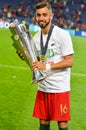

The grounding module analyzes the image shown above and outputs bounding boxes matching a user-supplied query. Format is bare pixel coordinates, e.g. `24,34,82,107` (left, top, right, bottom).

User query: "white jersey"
33,25,74,93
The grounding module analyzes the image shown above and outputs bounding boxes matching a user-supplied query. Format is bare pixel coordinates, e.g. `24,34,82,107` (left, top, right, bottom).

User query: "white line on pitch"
0,64,29,70
0,64,86,76
71,72,86,76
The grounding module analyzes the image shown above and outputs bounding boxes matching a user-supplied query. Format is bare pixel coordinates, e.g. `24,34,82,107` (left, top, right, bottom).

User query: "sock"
59,127,68,130
39,124,50,130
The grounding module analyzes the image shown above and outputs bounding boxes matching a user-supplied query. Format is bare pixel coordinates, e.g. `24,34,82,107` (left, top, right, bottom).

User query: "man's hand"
32,61,46,71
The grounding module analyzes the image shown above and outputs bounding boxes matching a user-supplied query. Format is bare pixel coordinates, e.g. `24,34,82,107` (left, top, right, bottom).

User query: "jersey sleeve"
60,31,74,56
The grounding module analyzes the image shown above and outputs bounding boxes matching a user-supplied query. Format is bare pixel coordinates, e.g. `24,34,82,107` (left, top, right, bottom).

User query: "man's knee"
58,121,68,128
40,119,50,125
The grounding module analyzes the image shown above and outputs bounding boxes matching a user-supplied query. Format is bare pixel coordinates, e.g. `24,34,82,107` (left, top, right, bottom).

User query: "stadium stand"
0,0,86,30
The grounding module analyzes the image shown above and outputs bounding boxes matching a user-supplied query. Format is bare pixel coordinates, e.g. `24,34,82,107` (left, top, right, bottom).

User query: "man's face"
36,6,53,28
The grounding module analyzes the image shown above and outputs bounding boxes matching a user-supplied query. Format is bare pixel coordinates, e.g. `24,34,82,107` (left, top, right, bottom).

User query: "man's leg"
39,119,50,130
58,121,69,130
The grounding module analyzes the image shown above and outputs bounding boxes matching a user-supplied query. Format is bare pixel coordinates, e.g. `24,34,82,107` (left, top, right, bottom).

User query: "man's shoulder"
53,25,69,34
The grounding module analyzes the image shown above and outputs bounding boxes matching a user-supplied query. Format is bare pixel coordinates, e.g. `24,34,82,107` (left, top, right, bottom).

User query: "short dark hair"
36,2,52,11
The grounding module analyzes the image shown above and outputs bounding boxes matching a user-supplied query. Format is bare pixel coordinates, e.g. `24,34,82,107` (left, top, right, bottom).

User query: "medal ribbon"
40,24,54,55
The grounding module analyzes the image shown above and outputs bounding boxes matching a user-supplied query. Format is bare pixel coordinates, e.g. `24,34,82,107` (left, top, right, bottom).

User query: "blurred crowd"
0,0,86,31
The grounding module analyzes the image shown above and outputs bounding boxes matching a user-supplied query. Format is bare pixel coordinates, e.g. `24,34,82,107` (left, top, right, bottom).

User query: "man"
31,1,74,130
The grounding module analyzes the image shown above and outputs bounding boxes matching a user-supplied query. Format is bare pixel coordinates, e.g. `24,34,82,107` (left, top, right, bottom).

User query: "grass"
70,36,86,130
0,28,86,130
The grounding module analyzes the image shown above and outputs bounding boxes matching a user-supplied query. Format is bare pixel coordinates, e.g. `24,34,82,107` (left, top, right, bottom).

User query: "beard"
38,19,50,28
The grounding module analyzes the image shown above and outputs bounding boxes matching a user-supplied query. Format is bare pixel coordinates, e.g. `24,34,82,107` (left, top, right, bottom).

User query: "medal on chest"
40,55,46,62
40,24,54,62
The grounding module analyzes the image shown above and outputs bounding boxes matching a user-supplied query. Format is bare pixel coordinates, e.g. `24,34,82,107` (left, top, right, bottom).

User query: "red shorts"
33,90,70,121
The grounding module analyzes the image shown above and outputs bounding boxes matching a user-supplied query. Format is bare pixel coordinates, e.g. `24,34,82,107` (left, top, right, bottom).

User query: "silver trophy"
10,19,46,83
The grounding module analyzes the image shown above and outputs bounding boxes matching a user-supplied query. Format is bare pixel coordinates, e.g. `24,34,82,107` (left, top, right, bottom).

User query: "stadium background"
0,0,86,130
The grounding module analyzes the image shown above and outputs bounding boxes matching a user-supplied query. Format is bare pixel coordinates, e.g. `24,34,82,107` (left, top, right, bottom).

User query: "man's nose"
39,15,44,20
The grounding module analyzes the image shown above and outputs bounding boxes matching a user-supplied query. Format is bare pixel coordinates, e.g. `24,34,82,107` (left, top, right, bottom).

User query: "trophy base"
32,70,46,84
32,77,45,84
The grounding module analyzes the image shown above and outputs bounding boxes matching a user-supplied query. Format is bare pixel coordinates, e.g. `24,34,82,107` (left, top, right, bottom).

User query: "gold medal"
40,55,46,62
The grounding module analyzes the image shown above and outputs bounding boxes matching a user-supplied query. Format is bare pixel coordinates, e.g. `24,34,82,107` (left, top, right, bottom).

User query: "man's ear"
50,12,54,20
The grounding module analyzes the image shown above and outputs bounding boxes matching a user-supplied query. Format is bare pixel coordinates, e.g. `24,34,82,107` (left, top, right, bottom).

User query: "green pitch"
0,28,86,130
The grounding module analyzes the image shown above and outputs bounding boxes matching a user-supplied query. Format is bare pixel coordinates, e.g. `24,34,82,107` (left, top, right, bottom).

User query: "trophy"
9,19,46,83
